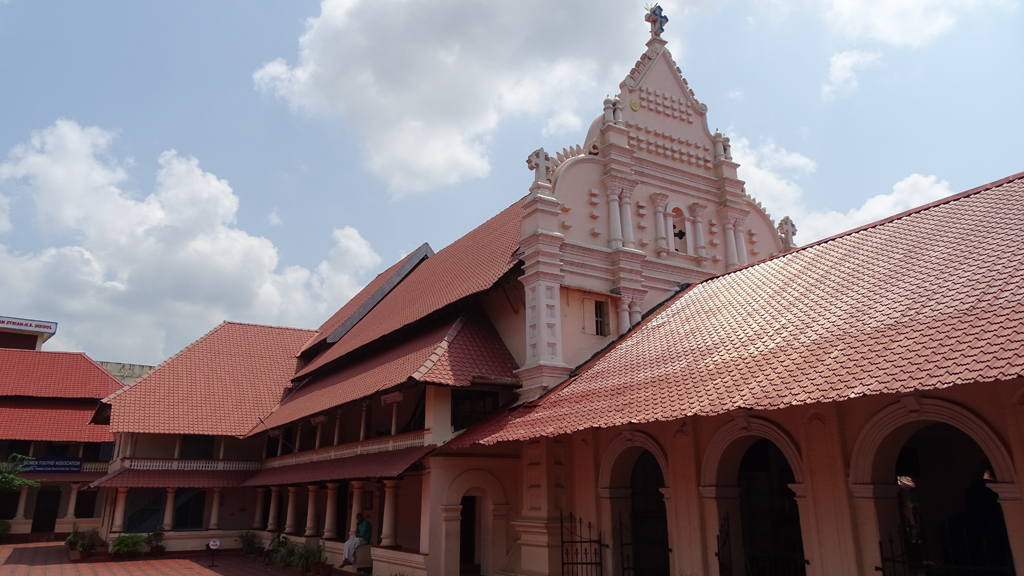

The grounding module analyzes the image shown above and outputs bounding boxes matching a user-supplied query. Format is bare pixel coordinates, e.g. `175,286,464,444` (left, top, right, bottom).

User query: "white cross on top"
527,148,554,184
777,216,798,249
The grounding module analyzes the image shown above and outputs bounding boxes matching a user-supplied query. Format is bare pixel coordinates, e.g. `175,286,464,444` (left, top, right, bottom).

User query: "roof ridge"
221,320,317,333
411,316,467,381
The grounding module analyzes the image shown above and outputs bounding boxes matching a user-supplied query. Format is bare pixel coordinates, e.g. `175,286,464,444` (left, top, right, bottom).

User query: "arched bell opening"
878,423,1015,574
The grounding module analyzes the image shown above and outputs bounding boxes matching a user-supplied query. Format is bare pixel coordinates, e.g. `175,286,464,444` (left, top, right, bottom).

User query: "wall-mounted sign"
0,316,58,334
22,458,82,473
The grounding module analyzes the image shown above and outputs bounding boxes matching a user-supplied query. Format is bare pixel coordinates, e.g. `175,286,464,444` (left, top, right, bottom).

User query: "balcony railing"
122,458,262,471
262,429,428,469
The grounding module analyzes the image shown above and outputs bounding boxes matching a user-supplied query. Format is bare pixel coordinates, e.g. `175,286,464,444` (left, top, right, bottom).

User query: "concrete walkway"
0,543,307,576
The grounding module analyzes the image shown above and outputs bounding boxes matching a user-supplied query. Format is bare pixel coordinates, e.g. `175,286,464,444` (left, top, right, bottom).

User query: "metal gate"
561,512,604,576
877,529,1016,576
716,513,733,576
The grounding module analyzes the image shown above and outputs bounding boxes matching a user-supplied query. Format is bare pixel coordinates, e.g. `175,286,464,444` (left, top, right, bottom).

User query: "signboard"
208,539,220,550
0,315,58,334
22,458,82,473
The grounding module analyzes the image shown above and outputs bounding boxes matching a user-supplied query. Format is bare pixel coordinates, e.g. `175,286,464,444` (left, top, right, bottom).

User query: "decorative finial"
645,4,668,37
526,148,554,185
777,216,798,251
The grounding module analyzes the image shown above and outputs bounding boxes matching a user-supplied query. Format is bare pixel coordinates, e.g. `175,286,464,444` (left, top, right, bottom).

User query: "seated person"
342,513,372,566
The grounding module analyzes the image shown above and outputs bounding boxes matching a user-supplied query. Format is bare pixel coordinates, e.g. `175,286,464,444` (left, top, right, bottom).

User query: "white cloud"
0,193,10,233
822,0,993,47
822,50,881,101
726,88,744,101
254,0,657,195
732,137,952,243
268,209,282,226
0,120,381,364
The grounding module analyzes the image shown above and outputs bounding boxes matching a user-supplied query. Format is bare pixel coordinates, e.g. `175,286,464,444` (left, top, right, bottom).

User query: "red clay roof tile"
0,398,113,442
452,173,1024,447
241,445,433,486
0,349,123,399
91,468,252,488
295,198,524,378
104,322,316,436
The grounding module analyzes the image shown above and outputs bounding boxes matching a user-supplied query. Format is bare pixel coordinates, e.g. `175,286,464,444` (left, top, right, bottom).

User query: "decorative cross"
777,216,797,250
673,226,686,240
527,148,554,184
645,4,668,37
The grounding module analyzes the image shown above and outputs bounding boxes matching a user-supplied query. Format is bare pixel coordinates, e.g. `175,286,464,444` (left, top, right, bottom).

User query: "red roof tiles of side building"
257,313,519,432
295,197,525,378
0,398,114,442
241,445,433,486
104,321,316,436
91,468,252,489
451,172,1024,447
0,349,124,399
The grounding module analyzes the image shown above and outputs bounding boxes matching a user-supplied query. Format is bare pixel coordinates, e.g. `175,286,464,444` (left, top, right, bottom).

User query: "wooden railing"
262,430,428,469
122,458,262,471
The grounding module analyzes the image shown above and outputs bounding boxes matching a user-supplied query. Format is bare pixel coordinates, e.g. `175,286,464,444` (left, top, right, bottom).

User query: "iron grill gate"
561,512,604,576
877,528,1016,576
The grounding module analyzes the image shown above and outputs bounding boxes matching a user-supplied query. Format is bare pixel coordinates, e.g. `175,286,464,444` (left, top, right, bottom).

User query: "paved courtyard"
0,543,304,576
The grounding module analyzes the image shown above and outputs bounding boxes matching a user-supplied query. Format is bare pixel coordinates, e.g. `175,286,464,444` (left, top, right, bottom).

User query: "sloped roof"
0,398,114,442
104,321,316,436
259,313,519,431
295,198,524,378
0,349,123,399
242,445,434,486
298,252,417,355
453,172,1024,446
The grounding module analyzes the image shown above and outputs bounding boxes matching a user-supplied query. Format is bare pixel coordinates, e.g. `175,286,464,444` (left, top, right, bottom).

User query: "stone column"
381,480,399,547
607,189,623,250
65,483,81,519
688,203,708,259
323,483,340,539
285,487,299,534
653,195,669,257
305,485,319,537
722,217,739,270
391,403,399,436
628,297,642,326
276,431,284,457
267,487,281,531
349,481,365,538
14,485,29,520
359,403,368,441
174,435,183,459
733,223,748,266
315,424,323,449
619,188,635,249
208,487,222,530
333,410,343,445
253,487,266,529
162,488,176,530
294,423,303,452
616,298,630,336
111,487,129,532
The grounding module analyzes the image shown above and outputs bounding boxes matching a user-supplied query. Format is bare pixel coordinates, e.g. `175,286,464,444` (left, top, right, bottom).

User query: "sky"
0,0,1020,365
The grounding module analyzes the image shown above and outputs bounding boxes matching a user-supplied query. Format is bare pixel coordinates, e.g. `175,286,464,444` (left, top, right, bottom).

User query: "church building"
85,7,1023,576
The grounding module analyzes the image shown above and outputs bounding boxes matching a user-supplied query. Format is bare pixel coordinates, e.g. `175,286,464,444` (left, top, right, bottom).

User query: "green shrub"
272,536,295,565
65,523,81,549
237,530,261,554
144,525,165,550
76,529,99,553
109,533,146,557
293,540,325,570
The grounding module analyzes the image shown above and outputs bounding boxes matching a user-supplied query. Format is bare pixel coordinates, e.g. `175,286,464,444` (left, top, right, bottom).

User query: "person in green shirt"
342,513,371,566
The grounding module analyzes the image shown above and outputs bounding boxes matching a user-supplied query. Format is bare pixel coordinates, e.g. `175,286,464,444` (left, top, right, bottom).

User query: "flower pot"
69,550,83,561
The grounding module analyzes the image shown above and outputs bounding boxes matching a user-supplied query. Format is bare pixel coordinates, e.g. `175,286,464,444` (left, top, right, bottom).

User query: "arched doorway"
441,469,509,576
737,438,806,576
879,423,1015,574
621,450,671,576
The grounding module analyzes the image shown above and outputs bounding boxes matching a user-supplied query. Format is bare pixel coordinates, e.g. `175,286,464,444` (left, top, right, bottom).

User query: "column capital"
650,192,669,211
688,202,708,219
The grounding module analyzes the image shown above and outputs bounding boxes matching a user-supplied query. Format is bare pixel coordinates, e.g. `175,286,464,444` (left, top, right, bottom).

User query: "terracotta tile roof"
259,313,518,431
241,445,433,486
90,468,252,488
104,322,316,436
296,198,524,378
298,252,417,355
0,349,124,399
453,173,1024,446
0,398,113,442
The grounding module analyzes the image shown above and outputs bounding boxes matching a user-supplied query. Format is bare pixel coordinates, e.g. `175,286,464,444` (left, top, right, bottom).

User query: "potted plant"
237,530,261,555
145,525,166,556
293,540,323,573
109,533,146,559
75,529,99,560
273,536,295,568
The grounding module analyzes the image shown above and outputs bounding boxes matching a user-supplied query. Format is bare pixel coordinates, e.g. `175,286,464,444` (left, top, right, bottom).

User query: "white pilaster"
65,483,80,519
